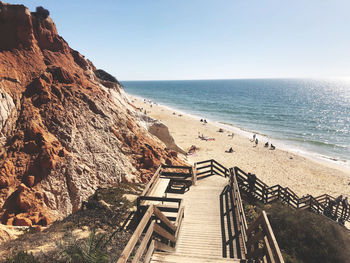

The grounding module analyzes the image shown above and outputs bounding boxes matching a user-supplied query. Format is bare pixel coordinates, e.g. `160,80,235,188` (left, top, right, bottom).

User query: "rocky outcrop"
148,121,186,154
0,2,184,226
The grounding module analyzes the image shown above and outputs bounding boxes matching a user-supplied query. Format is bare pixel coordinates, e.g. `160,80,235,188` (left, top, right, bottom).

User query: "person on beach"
270,144,275,150
228,132,234,138
225,147,233,153
204,119,207,123
264,142,269,147
247,173,257,192
253,134,256,141
335,195,343,205
255,138,258,147
341,197,348,219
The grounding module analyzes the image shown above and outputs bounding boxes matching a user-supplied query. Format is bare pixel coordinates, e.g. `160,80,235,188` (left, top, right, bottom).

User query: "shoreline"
129,93,350,199
129,93,350,173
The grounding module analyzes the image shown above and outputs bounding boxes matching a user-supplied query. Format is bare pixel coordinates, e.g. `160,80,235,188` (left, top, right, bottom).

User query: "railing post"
262,186,267,204
192,163,197,186
309,197,313,211
136,197,141,223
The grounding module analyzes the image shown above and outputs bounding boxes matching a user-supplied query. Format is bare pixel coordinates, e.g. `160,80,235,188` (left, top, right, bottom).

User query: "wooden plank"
196,164,212,170
142,166,162,196
196,170,212,176
195,159,213,165
175,205,184,239
212,165,226,175
192,165,197,186
161,165,192,169
154,240,175,253
153,206,176,232
117,205,154,263
224,188,234,258
261,211,284,263
220,192,227,258
161,172,191,178
264,235,275,263
139,196,182,204
144,240,155,263
132,221,155,263
150,205,179,213
153,224,176,242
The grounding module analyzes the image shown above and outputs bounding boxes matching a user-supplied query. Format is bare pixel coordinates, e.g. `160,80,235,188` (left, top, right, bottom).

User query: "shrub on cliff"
244,200,350,263
267,203,350,263
35,6,50,19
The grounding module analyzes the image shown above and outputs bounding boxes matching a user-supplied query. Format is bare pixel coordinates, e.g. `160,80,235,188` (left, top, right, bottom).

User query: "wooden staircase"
150,175,241,262
117,161,284,263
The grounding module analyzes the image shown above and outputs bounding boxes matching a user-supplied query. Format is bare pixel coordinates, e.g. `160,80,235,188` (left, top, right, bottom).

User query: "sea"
121,79,350,168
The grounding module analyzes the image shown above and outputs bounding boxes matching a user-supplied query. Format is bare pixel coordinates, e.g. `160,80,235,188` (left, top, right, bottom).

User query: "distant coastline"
123,79,350,169
127,91,350,174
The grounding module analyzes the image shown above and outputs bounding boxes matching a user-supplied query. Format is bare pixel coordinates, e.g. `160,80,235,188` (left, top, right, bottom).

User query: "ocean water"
122,79,350,165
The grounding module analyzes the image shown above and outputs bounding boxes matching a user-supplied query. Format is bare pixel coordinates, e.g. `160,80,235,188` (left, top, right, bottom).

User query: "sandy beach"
130,95,350,199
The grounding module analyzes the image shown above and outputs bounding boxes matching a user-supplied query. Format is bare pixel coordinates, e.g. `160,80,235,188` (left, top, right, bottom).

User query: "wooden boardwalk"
117,161,284,263
151,175,242,262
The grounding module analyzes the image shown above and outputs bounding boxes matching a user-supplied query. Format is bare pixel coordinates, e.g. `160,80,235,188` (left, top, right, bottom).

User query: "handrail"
246,211,285,263
221,166,282,261
230,168,248,250
117,204,181,263
233,166,350,223
194,159,228,179
141,165,162,197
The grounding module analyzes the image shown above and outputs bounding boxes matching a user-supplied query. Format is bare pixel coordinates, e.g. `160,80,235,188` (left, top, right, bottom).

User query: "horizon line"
120,76,350,82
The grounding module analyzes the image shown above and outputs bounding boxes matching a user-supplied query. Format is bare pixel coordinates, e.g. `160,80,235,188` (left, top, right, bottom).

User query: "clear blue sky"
8,0,350,80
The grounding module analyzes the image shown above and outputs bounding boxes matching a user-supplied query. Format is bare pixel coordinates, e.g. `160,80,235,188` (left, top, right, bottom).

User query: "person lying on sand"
228,133,234,137
201,136,215,141
264,142,269,147
225,147,233,153
187,145,198,155
218,128,224,133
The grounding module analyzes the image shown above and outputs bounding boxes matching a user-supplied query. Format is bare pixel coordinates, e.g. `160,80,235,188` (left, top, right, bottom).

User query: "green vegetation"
2,183,143,263
244,198,350,263
4,251,37,263
56,229,108,263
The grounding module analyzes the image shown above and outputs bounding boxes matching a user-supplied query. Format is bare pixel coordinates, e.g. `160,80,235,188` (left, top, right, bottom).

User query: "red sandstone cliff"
0,2,183,226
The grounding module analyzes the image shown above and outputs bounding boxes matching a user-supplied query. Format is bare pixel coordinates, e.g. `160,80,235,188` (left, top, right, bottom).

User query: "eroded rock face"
0,2,184,225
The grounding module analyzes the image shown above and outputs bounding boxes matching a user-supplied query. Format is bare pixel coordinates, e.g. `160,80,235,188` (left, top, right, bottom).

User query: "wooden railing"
118,163,186,263
230,167,248,253
137,196,183,223
246,211,285,263
234,166,350,223
195,159,229,179
117,204,183,263
160,165,192,179
220,184,247,259
141,165,162,197
218,165,283,262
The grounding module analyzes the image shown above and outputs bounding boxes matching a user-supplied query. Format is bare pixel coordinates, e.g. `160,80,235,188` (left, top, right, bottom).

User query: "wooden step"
151,252,245,263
